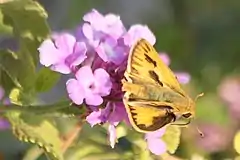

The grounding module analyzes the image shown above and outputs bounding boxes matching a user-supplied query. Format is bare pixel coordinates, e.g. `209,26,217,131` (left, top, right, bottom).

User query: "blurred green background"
0,0,240,160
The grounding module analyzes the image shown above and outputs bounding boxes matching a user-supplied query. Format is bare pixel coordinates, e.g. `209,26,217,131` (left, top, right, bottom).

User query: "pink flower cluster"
219,77,240,120
38,9,190,155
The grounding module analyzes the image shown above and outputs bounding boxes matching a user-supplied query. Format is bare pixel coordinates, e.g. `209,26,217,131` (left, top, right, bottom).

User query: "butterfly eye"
182,113,192,118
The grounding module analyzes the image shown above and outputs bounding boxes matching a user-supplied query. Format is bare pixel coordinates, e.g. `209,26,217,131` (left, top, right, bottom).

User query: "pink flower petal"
95,37,126,65
147,138,167,155
94,68,112,96
108,124,117,148
69,42,87,67
82,23,94,40
94,68,110,83
39,33,85,74
95,44,109,62
38,39,61,67
95,37,118,63
86,110,102,127
75,66,95,87
145,127,166,140
108,102,128,124
83,9,104,24
104,14,126,38
85,94,103,106
175,72,191,84
104,14,121,26
83,9,106,32
159,53,171,66
112,46,126,65
66,79,85,105
51,63,71,74
55,33,76,54
124,24,156,46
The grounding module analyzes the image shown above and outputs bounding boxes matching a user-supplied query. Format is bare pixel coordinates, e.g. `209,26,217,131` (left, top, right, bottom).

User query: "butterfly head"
185,92,204,118
181,98,195,119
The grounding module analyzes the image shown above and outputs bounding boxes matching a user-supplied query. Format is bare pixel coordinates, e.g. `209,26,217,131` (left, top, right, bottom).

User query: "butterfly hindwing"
123,100,176,132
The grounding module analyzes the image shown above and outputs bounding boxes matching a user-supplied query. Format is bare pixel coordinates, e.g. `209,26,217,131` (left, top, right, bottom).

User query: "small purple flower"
0,118,9,129
86,102,128,125
0,86,10,129
159,53,170,66
83,9,126,39
76,9,128,65
76,9,126,47
85,109,103,127
86,102,128,148
95,37,127,65
145,128,167,155
38,33,87,74
107,102,128,125
78,23,100,48
196,123,231,153
66,66,112,106
174,72,191,84
218,77,240,119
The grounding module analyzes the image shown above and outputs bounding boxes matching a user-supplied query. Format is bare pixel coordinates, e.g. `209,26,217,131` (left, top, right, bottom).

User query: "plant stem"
0,100,71,113
22,145,44,160
61,122,82,153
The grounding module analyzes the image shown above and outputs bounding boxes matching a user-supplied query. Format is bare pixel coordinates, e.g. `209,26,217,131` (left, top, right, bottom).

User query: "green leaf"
35,67,61,93
20,112,48,126
0,68,15,93
161,125,181,154
0,50,22,89
0,0,50,65
0,45,37,94
7,111,63,160
0,10,12,34
234,131,240,155
22,145,44,160
9,86,36,105
0,100,86,120
0,0,50,95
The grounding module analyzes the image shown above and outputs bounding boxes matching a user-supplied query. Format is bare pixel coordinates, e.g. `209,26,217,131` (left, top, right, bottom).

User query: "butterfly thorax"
155,86,195,119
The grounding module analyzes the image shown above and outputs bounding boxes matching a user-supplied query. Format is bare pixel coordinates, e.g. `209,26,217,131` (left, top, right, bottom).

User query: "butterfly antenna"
196,126,204,138
195,92,204,102
193,93,204,137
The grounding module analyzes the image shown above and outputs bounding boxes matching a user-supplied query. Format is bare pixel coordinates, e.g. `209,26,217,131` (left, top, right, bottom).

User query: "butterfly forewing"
123,80,186,104
126,39,186,95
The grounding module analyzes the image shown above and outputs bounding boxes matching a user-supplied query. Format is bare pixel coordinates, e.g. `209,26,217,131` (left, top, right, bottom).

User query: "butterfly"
122,38,203,133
